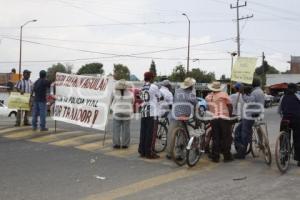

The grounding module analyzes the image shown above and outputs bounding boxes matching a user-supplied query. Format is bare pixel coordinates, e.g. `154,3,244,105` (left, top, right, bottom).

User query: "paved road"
0,106,299,200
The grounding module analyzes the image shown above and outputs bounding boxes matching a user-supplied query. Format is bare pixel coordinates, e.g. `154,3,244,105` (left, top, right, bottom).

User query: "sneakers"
40,128,49,131
297,161,300,167
113,145,121,149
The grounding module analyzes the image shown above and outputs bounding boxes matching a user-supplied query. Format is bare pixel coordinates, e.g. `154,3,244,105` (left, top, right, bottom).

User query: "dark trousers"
291,119,300,161
211,118,233,159
139,117,157,156
234,119,255,155
16,110,30,126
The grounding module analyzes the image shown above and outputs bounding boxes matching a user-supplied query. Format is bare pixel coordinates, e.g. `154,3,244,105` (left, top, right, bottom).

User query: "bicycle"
170,116,197,166
275,119,294,173
248,116,272,165
186,118,212,167
154,113,169,153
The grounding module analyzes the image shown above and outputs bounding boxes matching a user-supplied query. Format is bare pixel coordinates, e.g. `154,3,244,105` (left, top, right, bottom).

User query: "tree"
169,65,186,82
77,63,104,75
186,68,215,83
113,64,130,80
149,60,157,77
47,63,72,83
255,60,279,85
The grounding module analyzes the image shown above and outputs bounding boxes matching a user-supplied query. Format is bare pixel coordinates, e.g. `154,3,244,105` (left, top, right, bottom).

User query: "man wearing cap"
139,72,161,159
32,70,51,131
14,69,33,126
234,77,265,159
166,77,198,160
206,81,234,163
230,82,244,117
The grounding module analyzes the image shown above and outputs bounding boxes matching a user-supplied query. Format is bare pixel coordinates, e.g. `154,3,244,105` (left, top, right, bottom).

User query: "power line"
1,35,234,58
230,0,253,56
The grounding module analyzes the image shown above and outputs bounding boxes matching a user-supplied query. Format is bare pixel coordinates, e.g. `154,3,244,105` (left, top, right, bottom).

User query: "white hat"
115,79,132,90
207,81,225,92
180,77,196,89
161,80,171,87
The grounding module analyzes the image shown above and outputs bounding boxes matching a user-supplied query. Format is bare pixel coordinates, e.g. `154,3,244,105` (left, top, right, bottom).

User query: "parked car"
0,102,17,118
197,97,208,112
129,88,142,113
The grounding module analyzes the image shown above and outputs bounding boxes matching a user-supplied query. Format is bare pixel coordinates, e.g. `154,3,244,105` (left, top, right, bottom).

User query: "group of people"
111,72,300,166
14,69,51,131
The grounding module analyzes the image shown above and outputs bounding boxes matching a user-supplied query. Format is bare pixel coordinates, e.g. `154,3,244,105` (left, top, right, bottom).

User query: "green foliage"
77,63,104,75
187,68,216,83
47,63,72,83
255,60,279,85
113,64,130,80
149,60,157,77
169,65,186,82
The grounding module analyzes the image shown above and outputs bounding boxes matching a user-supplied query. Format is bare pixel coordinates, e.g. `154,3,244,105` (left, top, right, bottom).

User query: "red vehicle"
130,88,142,113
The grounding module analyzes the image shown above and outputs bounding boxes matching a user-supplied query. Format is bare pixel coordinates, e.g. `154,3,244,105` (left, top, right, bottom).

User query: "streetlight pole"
18,19,37,80
182,13,190,74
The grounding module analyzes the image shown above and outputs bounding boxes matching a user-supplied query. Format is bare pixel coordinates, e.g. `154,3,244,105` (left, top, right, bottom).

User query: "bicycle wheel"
186,136,202,167
275,131,291,173
154,122,168,153
171,127,189,166
260,128,272,165
250,127,260,158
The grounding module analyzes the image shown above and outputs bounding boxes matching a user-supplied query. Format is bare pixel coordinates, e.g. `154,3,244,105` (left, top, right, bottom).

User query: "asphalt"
0,106,299,200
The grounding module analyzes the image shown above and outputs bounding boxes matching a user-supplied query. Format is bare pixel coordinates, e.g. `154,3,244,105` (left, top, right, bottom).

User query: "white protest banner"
231,57,258,84
52,73,113,130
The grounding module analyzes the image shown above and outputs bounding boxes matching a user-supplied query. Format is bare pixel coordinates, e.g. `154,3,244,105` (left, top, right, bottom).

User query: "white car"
0,102,17,118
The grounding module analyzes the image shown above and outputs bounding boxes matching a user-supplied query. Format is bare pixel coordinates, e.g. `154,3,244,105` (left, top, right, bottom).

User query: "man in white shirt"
14,69,33,126
139,72,161,159
159,80,173,117
230,82,244,117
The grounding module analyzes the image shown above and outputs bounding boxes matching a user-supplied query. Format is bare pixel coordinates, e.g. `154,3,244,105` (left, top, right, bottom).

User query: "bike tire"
250,127,260,158
261,129,272,166
275,131,291,173
154,122,168,153
171,127,189,166
186,137,202,167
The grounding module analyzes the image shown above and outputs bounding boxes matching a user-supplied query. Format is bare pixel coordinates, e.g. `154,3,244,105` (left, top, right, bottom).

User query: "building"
266,74,300,86
291,56,300,74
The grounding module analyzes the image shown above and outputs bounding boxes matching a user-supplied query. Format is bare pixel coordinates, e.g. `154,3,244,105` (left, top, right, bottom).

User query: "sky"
0,0,299,81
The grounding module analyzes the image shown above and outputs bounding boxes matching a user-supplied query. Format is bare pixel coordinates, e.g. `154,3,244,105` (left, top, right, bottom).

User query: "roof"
266,74,300,86
291,56,300,63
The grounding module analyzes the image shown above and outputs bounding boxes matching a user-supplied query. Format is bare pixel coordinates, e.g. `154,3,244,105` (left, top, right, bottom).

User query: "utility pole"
230,0,253,57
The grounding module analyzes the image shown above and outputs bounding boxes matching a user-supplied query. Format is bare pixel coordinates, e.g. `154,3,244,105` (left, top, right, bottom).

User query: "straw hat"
207,81,225,92
115,79,131,90
180,77,196,89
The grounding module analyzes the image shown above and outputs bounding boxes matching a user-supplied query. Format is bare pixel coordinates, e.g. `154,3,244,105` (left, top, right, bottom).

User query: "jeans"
32,101,47,129
112,119,131,146
234,119,255,155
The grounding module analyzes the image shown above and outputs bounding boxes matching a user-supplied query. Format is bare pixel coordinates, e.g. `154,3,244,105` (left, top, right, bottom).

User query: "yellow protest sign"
8,92,31,111
231,57,258,84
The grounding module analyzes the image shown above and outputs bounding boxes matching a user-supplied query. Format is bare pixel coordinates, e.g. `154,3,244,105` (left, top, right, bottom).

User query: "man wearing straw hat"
206,81,234,163
111,79,134,149
166,77,198,159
